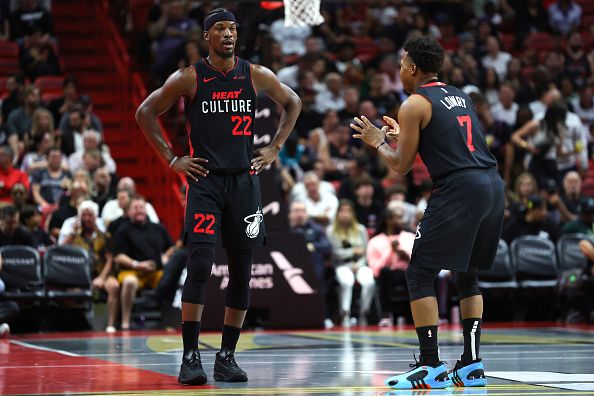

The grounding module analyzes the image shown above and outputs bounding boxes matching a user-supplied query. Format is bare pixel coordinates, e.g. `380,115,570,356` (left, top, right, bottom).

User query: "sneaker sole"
451,377,487,387
177,375,208,386
213,372,248,382
385,378,451,389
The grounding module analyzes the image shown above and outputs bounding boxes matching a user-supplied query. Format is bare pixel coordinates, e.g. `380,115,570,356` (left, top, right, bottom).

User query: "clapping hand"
350,116,385,148
383,115,400,139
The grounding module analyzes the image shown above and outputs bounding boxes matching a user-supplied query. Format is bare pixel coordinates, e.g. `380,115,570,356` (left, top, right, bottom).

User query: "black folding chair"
557,233,589,271
479,239,518,289
0,245,44,301
44,245,92,300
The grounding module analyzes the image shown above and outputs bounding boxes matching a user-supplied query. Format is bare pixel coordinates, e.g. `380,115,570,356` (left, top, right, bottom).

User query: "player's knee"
225,248,253,310
454,268,482,300
405,264,439,301
182,245,215,304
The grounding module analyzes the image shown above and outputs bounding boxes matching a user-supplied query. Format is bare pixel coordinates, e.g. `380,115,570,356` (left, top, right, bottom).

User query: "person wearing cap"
135,7,301,386
502,195,560,244
562,197,594,236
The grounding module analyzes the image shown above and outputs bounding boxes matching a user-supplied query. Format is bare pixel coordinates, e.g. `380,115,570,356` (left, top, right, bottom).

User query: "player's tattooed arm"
250,64,301,174
135,67,209,182
351,94,427,175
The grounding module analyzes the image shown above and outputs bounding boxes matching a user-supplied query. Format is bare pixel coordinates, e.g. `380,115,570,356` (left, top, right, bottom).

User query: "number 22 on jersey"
457,115,475,152
231,115,252,136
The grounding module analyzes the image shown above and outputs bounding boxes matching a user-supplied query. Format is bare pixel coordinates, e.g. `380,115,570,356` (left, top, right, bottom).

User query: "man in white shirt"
301,171,338,226
491,82,519,127
481,36,511,81
315,73,345,113
101,177,159,225
269,18,311,56
68,129,116,174
571,85,594,127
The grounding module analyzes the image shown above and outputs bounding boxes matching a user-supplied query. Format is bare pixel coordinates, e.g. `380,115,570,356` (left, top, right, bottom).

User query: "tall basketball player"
351,36,504,390
136,9,301,385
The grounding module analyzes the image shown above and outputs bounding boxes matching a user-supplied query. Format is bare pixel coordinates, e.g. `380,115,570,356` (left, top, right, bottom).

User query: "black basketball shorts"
184,171,266,249
409,167,505,273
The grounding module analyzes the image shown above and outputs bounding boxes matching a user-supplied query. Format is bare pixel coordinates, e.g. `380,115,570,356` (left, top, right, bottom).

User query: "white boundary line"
10,340,80,357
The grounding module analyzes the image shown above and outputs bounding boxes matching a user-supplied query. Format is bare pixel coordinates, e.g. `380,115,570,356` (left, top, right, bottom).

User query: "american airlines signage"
211,251,313,294
172,233,325,330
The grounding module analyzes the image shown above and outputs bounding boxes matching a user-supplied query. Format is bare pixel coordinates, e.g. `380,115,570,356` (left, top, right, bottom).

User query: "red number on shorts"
457,115,475,152
194,213,215,235
204,214,215,235
231,116,252,136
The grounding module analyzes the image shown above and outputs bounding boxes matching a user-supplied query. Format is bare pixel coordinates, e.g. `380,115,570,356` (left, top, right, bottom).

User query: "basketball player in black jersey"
136,9,300,385
352,36,504,390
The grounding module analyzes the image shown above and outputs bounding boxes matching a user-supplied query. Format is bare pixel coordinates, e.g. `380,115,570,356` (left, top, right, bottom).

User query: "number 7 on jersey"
457,115,475,152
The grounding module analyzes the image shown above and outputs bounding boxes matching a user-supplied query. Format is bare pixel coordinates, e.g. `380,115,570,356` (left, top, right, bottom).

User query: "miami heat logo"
244,208,263,238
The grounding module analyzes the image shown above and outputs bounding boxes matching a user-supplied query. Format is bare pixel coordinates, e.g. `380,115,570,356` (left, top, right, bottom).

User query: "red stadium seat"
581,179,594,197
35,76,65,93
0,41,18,58
499,33,515,52
0,76,8,91
527,32,559,52
41,91,62,104
0,58,19,75
582,14,594,32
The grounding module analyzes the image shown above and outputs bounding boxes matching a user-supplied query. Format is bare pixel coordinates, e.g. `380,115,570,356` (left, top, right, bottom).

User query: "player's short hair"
403,36,444,74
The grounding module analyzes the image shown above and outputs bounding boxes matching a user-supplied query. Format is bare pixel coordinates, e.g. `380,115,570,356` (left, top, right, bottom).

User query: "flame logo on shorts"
244,208,263,238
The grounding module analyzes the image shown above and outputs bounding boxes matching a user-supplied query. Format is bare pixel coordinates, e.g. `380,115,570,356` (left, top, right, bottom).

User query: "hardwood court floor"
2,322,594,395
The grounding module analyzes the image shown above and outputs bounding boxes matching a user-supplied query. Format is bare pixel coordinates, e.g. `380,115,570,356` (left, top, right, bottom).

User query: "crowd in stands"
2,0,594,335
0,1,187,335
132,0,594,326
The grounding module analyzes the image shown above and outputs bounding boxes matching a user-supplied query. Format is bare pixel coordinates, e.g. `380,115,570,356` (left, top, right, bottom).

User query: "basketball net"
283,0,324,26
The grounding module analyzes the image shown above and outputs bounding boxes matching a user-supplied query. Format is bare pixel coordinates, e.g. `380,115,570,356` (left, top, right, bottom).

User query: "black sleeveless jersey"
414,82,496,181
186,57,257,171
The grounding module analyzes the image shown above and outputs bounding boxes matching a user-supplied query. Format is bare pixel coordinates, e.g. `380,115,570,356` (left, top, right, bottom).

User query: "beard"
215,47,235,59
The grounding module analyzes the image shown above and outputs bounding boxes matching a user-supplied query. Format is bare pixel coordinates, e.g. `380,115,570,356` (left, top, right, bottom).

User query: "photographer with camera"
502,195,560,244
540,178,576,225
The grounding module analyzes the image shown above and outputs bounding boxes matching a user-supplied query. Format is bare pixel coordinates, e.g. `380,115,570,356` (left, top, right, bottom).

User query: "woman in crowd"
326,199,375,327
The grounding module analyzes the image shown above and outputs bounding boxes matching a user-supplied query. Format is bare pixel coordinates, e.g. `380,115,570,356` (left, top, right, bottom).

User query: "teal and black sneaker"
385,356,451,390
448,358,487,387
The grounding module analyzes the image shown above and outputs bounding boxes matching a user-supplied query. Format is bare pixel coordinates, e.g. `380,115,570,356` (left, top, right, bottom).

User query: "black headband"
203,9,236,32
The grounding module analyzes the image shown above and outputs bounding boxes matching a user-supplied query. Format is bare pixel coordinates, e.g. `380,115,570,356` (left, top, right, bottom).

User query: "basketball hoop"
283,0,324,27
